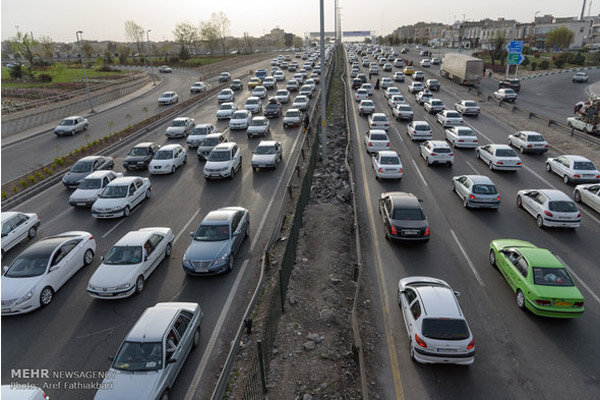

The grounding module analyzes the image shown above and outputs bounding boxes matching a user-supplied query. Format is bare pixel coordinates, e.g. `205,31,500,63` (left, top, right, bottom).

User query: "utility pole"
147,30,156,85
76,31,95,113
319,0,326,159
581,0,587,21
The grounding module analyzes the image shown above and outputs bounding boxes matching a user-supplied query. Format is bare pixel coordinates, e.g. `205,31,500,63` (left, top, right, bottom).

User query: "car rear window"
573,161,596,170
464,101,478,107
548,201,578,212
371,134,388,141
392,208,424,220
422,318,470,340
458,129,475,136
532,267,574,286
495,149,517,157
433,148,451,153
398,106,412,112
472,184,497,195
527,135,545,142
415,125,430,131
380,156,400,165
446,112,461,118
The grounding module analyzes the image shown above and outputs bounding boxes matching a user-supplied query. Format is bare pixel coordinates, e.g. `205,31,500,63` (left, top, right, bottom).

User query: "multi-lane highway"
346,46,600,400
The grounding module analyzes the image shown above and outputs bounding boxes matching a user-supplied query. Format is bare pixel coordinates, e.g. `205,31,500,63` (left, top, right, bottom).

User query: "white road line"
465,160,480,175
393,126,403,142
450,229,485,287
556,256,600,305
411,159,428,187
174,208,202,244
184,258,249,400
463,121,493,144
523,165,557,189
101,219,125,239
45,208,72,227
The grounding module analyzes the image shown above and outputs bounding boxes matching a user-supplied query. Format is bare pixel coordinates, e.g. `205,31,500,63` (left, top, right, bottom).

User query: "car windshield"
431,101,443,106
374,116,387,122
200,138,219,146
362,101,374,107
380,156,400,165
276,91,287,96
371,134,388,141
78,178,102,190
532,267,574,287
392,208,424,220
255,146,277,155
103,246,143,265
495,149,517,157
160,94,172,99
422,318,470,340
446,112,461,118
527,135,545,142
208,151,231,161
548,201,578,212
266,103,279,109
191,127,210,136
246,99,258,105
286,111,300,118
472,184,497,195
100,185,128,198
170,120,187,127
504,89,516,94
251,120,267,126
59,119,75,126
128,147,149,156
220,90,231,96
113,341,162,372
398,106,411,112
70,161,93,173
232,112,247,119
415,125,429,131
194,224,230,241
464,101,478,107
219,104,232,110
5,255,48,278
154,150,173,160
573,161,596,170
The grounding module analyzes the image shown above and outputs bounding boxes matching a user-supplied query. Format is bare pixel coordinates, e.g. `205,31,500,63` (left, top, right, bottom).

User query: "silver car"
452,175,501,209
251,141,283,170
54,116,88,136
94,302,203,400
196,133,227,160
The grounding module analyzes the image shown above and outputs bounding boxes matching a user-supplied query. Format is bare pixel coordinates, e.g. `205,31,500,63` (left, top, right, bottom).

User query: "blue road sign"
506,40,523,54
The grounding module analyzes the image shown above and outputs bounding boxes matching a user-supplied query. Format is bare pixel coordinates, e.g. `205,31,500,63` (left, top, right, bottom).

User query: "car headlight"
15,289,34,305
114,283,132,291
212,252,229,266
182,255,191,268
88,284,97,291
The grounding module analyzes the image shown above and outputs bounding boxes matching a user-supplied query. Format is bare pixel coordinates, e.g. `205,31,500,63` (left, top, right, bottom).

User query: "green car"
489,239,584,318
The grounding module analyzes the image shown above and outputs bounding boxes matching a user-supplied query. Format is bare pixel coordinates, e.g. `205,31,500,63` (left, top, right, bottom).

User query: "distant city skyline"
1,0,598,43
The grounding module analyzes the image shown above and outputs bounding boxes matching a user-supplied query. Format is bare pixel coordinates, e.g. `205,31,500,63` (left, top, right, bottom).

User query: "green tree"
124,20,145,59
50,62,66,80
200,20,220,55
9,32,38,65
38,35,55,60
210,12,231,55
546,26,574,51
173,22,198,54
489,31,506,67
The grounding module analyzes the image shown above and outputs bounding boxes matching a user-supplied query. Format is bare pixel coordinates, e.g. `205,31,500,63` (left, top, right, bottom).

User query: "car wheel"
146,189,151,199
489,162,494,171
426,157,432,166
83,249,94,266
160,389,169,400
164,243,172,259
475,150,480,159
489,249,497,267
516,290,525,310
192,327,201,349
463,197,469,208
536,215,545,229
135,276,145,294
409,341,416,361
171,166,176,174
123,206,130,217
227,256,234,272
574,190,582,202
40,286,54,307
563,175,570,184
27,226,37,239
545,163,552,172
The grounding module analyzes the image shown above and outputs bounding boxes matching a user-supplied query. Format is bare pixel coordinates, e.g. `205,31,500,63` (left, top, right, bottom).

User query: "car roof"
64,116,82,120
246,96,260,101
257,140,278,147
134,142,155,148
384,191,420,208
173,117,190,121
518,131,543,136
371,113,387,118
114,230,157,247
562,154,591,162
205,133,224,138
416,285,462,318
214,142,236,150
158,144,181,151
75,155,104,163
82,170,116,179
196,123,213,128
377,150,399,157
203,207,242,223
462,175,494,185
413,121,429,126
518,248,564,268
108,176,141,185
126,306,180,341
536,189,573,201
368,129,388,135
491,144,512,150
20,235,80,257
426,140,449,147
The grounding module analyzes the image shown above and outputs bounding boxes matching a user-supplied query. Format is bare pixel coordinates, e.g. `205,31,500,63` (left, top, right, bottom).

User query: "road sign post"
505,40,524,78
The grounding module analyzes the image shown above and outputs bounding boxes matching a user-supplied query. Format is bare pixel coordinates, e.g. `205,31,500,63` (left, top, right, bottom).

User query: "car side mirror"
454,291,461,297
144,255,148,262
108,356,114,362
189,232,194,237
167,356,177,364
3,266,8,274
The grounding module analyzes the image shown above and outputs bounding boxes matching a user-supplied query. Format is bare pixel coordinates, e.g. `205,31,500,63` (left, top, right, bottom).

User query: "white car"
573,72,589,83
275,89,291,103
388,95,405,109
274,71,285,81
573,183,600,213
262,76,276,89
216,102,237,120
493,88,517,102
305,78,317,90
393,103,414,121
431,57,441,65
452,175,501,209
372,150,403,180
507,131,549,154
359,100,376,116
87,228,174,299
384,86,401,99
292,95,310,111
393,71,405,82
545,155,600,184
407,121,433,141
91,177,152,218
69,170,123,207
360,83,373,95
420,140,454,166
217,89,235,103
424,98,445,114
2,231,96,315
1,212,40,255
355,89,369,102
187,123,217,147
408,82,424,94
420,58,431,67
476,144,522,171
415,90,433,105
369,113,390,131
251,85,267,99
247,116,271,138
383,63,393,72
54,116,88,136
149,144,186,174
197,133,227,160
454,100,481,116
299,85,313,98
364,130,391,153
286,80,300,91
251,140,283,170
517,189,581,229
445,126,479,148
158,91,178,105
158,65,172,73
229,110,253,130
283,109,303,128
165,117,195,138
293,73,304,83
190,81,207,93
204,142,242,180
398,276,475,365
412,71,425,81
1,385,49,399
381,77,393,89
437,110,464,127
393,59,405,68
244,96,263,114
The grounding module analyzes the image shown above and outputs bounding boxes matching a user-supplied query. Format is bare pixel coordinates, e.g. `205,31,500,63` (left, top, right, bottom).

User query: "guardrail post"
528,112,534,119
279,269,285,313
571,128,574,136
287,185,293,199
257,341,268,394
548,120,553,127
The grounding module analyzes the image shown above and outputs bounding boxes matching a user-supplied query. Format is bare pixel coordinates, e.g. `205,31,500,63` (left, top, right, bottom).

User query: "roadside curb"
519,66,600,81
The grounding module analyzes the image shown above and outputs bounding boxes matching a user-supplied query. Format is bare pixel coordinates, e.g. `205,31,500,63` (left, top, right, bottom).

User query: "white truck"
440,53,484,86
567,115,599,134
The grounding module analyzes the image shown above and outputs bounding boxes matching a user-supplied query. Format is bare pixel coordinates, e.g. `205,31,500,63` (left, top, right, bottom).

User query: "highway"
1,56,326,400
346,47,600,400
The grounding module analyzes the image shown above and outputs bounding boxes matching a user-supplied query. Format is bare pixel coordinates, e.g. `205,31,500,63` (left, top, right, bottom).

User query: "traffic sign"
507,53,525,65
506,40,523,54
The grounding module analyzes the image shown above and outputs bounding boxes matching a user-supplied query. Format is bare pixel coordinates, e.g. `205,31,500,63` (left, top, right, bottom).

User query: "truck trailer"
440,53,484,86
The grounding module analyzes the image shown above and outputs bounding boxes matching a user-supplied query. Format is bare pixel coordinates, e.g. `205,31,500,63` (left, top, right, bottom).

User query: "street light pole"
147,30,156,85
319,0,326,159
76,31,95,113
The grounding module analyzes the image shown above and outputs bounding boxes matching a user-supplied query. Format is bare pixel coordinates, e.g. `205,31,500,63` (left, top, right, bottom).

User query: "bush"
54,157,64,166
27,175,37,185
573,53,586,66
37,73,52,82
539,60,550,70
521,56,530,66
554,58,566,68
35,170,44,180
44,167,52,175
531,62,537,71
12,186,19,194
80,145,87,152
1,192,7,200
8,64,23,80
19,179,28,189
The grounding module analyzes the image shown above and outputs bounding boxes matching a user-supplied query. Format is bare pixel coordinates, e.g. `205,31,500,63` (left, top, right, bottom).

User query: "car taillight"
577,212,581,218
535,299,551,306
458,140,464,142
467,337,475,350
399,168,404,173
430,152,437,156
574,174,581,178
544,144,549,148
368,142,372,146
527,144,532,148
390,225,398,235
516,162,522,165
449,153,454,156
496,195,501,201
544,210,553,217
474,139,479,142
415,333,427,348
386,142,390,147
424,227,430,236
378,168,383,173
574,301,584,308
469,194,476,199
89,235,94,240
596,175,600,178
497,161,503,165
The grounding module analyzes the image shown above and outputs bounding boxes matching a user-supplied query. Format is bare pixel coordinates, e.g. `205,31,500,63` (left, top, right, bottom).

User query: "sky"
1,0,598,43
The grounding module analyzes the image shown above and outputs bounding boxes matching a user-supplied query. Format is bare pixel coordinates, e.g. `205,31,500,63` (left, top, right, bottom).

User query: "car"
566,115,598,133
356,73,368,83
158,65,172,73
454,100,481,116
286,79,300,91
293,73,304,84
355,88,369,102
420,140,454,166
292,95,310,111
190,81,207,94
54,116,88,136
217,88,235,103
369,113,390,131
87,228,174,299
244,96,263,114
165,117,195,138
378,192,430,241
517,189,581,229
488,239,584,317
229,110,252,130
305,78,317,89
248,77,262,89
62,155,114,188
262,76,276,89
398,276,474,364
299,84,313,98
424,98,445,114
419,50,431,57
378,58,387,66
407,121,433,141
1,385,49,399
197,133,227,160
358,100,376,116
251,140,283,169
123,142,160,170
274,71,285,81
388,95,405,109
283,109,303,128
364,129,391,153
350,68,360,78
361,83,373,95
393,71,405,82
230,79,243,90
393,58,405,68
187,123,217,148
384,86,401,99
412,71,425,81
444,126,478,148
219,72,231,83
383,63,393,72
545,155,600,184
203,142,242,180
425,79,439,91
351,78,363,89
69,170,123,207
507,131,549,154
252,85,267,99
431,57,441,65
91,177,151,219
415,90,433,105
149,144,186,175
1,231,96,315
437,110,464,127
498,78,521,92
493,88,517,102
420,59,431,68
403,66,414,75
158,91,178,105
216,102,237,120
274,89,291,104
182,207,249,275
264,98,283,118
255,69,268,79
476,144,522,171
573,183,600,213
1,212,40,256
247,116,271,138
289,62,298,72
371,151,403,180
408,81,424,93
369,65,379,75
572,72,588,83
401,47,409,54
393,103,414,121
452,175,500,209
94,302,203,400
380,77,393,89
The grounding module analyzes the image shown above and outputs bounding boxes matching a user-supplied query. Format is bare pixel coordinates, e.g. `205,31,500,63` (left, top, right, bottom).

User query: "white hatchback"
420,140,454,166
149,144,187,174
517,189,581,229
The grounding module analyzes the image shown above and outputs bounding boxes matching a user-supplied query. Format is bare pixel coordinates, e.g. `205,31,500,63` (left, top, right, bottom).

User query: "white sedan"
148,144,187,174
292,95,310,111
358,100,376,116
493,88,517,102
407,121,433,141
1,212,40,255
54,116,89,136
229,110,253,130
437,110,464,127
274,89,291,103
384,86,401,99
393,104,413,121
217,89,235,103
251,85,267,99
251,140,283,170
517,189,581,229
355,89,369,102
216,102,237,120
445,126,479,148
247,116,271,138
91,177,151,219
545,155,600,184
476,144,522,171
368,113,390,131
420,140,454,166
454,100,480,116
364,130,391,153
69,170,123,207
372,151,403,179
507,131,549,154
158,91,178,105
388,95,405,109
165,117,195,138
573,184,600,213
87,228,174,299
190,81,207,93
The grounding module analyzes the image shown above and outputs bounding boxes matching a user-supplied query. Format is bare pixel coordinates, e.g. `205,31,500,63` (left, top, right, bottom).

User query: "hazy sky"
1,0,597,43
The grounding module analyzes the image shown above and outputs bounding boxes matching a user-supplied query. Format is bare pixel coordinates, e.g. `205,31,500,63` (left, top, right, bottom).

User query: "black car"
230,79,243,91
357,73,368,84
498,78,521,92
378,192,430,242
264,98,282,118
122,142,160,170
352,78,363,89
401,48,409,54
62,155,114,188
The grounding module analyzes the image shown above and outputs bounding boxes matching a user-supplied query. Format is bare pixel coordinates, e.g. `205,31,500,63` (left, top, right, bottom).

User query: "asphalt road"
347,49,600,400
1,59,325,400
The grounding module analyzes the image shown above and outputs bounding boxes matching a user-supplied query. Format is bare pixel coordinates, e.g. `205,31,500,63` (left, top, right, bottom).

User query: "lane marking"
101,219,125,239
411,159,428,187
465,160,480,175
45,208,72,227
174,208,202,244
556,256,600,305
393,126,403,142
450,229,485,287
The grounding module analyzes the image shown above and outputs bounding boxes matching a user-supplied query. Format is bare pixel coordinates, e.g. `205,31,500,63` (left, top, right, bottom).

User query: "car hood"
185,239,230,261
1,276,40,300
230,118,248,124
89,263,139,288
217,109,234,115
248,125,267,132
204,161,232,169
70,188,102,201
94,369,162,400
124,155,149,163
63,171,90,184
252,154,277,163
92,198,127,210
166,126,185,133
